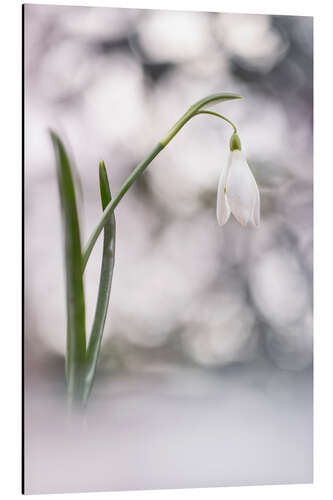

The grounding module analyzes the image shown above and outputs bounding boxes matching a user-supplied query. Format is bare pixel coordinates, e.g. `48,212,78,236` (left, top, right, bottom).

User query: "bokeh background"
24,5,313,495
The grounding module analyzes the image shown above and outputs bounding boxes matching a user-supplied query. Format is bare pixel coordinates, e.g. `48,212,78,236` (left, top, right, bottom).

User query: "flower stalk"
82,93,242,268
51,92,256,407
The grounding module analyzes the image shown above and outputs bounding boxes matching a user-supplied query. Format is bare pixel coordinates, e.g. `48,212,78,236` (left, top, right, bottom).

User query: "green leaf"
186,92,243,113
50,131,86,403
83,161,116,402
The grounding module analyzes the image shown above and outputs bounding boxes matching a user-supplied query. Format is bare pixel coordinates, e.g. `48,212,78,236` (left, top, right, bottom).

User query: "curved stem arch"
194,110,237,133
82,93,242,270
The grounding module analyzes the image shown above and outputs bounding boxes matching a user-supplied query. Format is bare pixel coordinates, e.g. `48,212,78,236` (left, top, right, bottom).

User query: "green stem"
194,110,237,133
82,143,164,270
82,93,242,269
160,93,241,146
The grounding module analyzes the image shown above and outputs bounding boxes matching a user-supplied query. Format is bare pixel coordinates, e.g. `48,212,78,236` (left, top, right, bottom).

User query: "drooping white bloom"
216,149,260,227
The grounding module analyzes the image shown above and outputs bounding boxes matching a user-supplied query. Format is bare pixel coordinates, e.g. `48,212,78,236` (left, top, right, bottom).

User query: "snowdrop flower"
217,133,260,227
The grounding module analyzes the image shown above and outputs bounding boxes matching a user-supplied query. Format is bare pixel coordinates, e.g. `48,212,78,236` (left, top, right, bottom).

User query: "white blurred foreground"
25,360,312,494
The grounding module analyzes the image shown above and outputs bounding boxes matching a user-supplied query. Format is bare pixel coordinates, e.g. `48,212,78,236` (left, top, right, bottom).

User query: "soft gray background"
24,5,313,494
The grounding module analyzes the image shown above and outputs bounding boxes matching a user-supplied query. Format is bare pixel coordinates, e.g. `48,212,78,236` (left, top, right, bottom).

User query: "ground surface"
24,359,313,494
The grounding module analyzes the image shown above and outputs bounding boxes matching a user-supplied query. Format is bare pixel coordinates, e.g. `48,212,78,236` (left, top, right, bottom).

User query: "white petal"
251,184,260,227
226,150,260,227
216,153,232,225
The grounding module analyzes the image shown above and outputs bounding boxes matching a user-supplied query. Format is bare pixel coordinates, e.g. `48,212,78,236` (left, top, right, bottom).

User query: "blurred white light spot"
60,7,139,40
182,292,257,366
38,39,95,100
216,14,287,70
249,249,310,326
83,54,145,143
110,215,222,347
147,118,228,216
240,98,289,161
137,11,214,62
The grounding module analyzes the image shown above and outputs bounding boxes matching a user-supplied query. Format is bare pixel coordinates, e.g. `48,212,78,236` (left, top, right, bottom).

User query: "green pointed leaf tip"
191,92,243,112
178,93,242,121
99,161,112,210
50,130,86,401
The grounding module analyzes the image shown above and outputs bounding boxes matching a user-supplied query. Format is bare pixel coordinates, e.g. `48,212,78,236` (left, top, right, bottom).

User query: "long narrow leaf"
83,161,116,402
50,131,86,403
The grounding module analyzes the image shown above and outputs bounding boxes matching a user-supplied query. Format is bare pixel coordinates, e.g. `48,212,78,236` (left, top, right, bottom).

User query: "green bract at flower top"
50,92,261,408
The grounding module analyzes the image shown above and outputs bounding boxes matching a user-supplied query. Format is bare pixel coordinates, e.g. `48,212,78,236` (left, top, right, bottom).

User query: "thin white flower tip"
216,153,232,225
216,189,231,225
252,192,260,227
